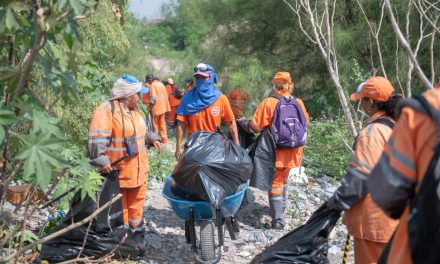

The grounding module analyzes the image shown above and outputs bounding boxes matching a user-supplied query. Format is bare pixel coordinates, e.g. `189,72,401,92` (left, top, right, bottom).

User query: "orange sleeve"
88,102,113,166
221,95,236,122
385,109,417,181
368,107,418,218
252,99,272,129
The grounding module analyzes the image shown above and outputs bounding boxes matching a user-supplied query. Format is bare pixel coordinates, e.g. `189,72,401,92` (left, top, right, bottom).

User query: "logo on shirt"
211,106,220,117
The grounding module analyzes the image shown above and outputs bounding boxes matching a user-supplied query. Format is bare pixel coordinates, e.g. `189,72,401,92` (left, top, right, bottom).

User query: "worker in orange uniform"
368,88,440,264
164,78,183,127
227,86,250,119
143,74,171,143
88,75,161,250
175,63,239,160
184,77,195,93
246,72,309,230
327,77,402,264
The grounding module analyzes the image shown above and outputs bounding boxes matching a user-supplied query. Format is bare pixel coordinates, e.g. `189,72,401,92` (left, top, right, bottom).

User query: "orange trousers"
153,113,168,143
269,167,290,196
167,106,178,125
354,237,387,264
120,185,147,228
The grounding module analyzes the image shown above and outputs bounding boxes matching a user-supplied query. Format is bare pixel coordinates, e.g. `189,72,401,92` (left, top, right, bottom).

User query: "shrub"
304,118,354,179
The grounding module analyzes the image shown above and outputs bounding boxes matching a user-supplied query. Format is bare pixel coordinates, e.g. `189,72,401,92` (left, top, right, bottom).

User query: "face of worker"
127,93,140,109
360,97,375,116
194,75,209,81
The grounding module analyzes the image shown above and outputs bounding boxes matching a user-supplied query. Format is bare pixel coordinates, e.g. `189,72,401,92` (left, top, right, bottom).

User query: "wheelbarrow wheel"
199,221,215,261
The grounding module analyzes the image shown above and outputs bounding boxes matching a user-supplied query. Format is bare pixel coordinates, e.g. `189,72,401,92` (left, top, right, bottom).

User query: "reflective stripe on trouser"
268,168,290,222
120,185,147,228
153,114,168,143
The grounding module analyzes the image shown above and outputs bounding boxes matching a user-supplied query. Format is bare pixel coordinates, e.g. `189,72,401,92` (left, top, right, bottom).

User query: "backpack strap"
369,117,395,129
270,93,297,100
270,93,284,100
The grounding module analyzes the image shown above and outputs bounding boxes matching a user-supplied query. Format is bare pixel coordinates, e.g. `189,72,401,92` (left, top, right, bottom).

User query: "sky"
129,0,171,21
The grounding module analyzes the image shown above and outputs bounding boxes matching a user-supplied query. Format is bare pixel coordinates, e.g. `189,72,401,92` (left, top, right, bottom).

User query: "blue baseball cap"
121,74,149,94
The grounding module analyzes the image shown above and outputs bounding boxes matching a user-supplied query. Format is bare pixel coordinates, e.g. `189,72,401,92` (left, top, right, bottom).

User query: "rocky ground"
139,174,354,264
1,139,354,263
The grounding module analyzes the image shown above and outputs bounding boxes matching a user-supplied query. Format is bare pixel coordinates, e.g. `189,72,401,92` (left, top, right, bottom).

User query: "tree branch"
384,0,433,90
13,3,48,101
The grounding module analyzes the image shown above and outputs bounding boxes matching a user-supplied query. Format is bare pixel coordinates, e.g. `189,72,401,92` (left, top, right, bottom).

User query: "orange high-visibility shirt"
88,100,149,188
343,111,399,242
166,84,181,107
176,94,235,137
252,90,309,168
369,89,440,264
143,80,170,116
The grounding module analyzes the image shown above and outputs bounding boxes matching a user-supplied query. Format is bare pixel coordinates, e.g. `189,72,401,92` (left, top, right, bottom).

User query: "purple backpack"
270,94,307,148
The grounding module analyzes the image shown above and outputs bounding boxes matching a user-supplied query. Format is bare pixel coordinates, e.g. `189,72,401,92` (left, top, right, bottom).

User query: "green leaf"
30,110,64,138
78,0,97,8
58,0,68,11
8,2,27,12
15,133,69,190
5,8,22,30
63,32,74,49
74,170,103,201
69,0,84,15
0,109,18,142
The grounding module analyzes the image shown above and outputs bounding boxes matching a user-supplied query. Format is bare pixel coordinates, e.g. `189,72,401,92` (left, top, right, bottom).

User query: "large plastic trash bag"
247,128,276,191
251,204,341,264
38,171,142,262
238,125,256,149
171,130,252,207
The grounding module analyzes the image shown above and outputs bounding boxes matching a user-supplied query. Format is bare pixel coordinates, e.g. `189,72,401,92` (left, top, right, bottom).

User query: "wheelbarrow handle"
40,155,129,209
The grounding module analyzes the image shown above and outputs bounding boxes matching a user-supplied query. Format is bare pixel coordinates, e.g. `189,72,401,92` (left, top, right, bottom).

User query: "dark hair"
145,74,154,83
377,93,404,119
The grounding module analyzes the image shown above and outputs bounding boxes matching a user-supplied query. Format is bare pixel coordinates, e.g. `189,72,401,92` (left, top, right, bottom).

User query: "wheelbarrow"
162,175,248,264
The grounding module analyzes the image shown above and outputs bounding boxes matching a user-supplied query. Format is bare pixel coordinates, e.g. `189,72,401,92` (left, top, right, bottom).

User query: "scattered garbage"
288,166,308,184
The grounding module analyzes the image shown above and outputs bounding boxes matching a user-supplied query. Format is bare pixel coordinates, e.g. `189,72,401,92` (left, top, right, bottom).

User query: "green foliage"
304,118,353,178
77,1,130,69
0,108,18,141
12,229,38,248
147,149,176,181
75,170,104,202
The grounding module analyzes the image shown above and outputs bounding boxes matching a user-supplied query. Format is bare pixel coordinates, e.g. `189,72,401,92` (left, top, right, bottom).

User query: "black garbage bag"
238,125,257,149
228,124,256,149
251,204,341,264
38,171,142,262
247,128,276,191
171,130,252,207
